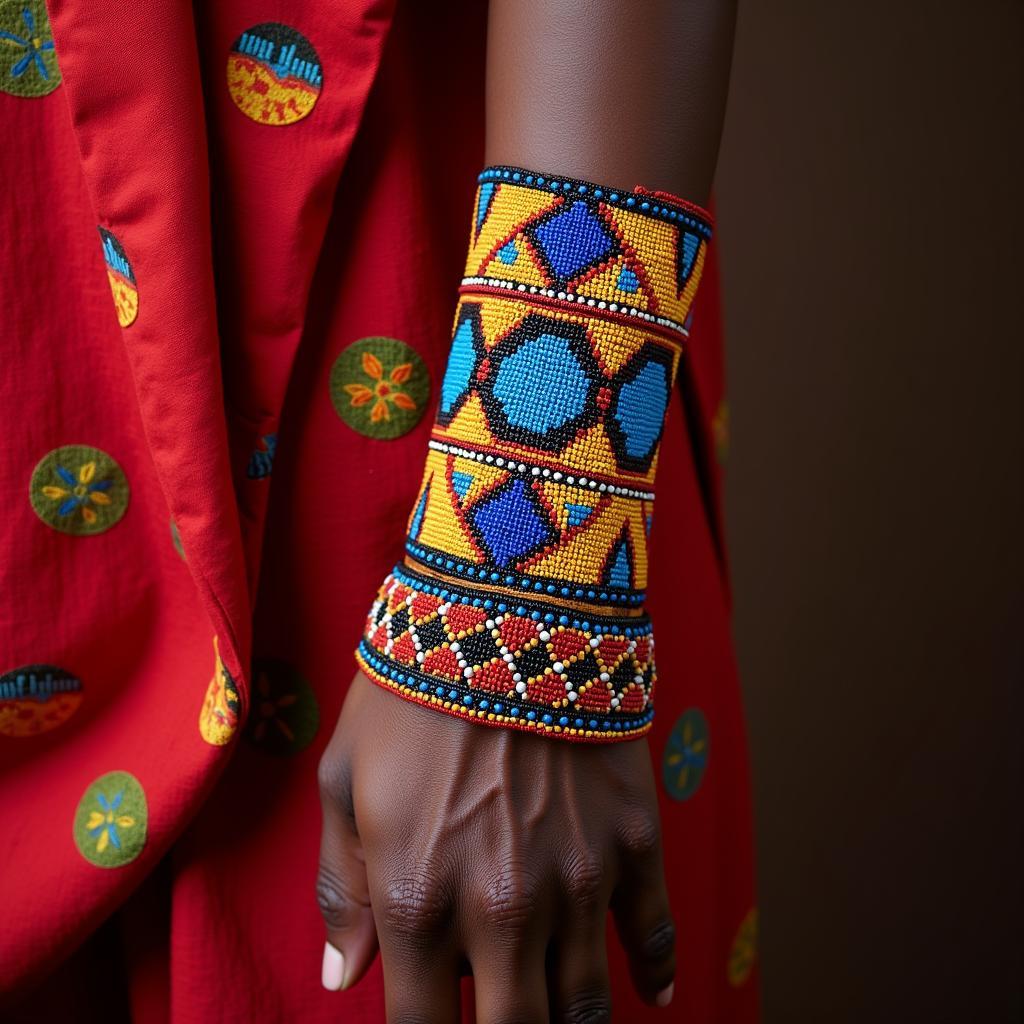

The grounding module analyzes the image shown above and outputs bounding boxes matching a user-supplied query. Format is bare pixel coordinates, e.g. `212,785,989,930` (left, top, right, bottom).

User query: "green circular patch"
0,0,61,97
330,337,429,440
245,658,319,755
662,707,709,801
73,770,148,868
169,517,185,559
30,445,129,536
727,907,759,987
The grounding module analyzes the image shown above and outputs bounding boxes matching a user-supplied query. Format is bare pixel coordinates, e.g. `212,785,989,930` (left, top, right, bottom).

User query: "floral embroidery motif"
0,663,83,737
330,337,430,440
347,353,418,424
0,1,60,98
662,708,709,801
198,637,241,746
246,432,278,480
73,770,148,868
245,658,319,756
86,792,136,854
727,907,759,987
30,445,129,536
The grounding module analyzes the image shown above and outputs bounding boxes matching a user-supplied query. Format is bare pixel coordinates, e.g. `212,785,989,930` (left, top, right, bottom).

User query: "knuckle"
316,749,348,798
560,848,605,909
379,870,451,943
315,869,355,930
617,810,661,860
561,990,613,1024
479,862,542,931
641,918,676,963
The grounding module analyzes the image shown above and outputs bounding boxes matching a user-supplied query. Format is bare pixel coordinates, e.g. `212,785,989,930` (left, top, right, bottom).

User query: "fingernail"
656,983,674,1007
321,942,345,991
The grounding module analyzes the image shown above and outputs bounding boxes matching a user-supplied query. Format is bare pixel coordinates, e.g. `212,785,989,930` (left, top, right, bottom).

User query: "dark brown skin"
317,2,736,1020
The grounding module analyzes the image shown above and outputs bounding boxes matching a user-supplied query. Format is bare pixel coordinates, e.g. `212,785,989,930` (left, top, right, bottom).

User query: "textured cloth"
0,0,758,1020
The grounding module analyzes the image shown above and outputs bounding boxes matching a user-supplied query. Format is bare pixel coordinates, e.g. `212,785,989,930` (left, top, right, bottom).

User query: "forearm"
485,0,736,204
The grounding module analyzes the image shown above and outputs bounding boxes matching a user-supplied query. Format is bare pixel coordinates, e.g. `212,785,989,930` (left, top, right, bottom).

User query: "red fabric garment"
0,1,757,1020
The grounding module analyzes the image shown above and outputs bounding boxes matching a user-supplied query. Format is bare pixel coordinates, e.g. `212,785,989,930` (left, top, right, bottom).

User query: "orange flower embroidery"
344,351,419,423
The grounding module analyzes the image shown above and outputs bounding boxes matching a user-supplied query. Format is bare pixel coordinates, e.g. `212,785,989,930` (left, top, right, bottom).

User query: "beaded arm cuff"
355,166,712,742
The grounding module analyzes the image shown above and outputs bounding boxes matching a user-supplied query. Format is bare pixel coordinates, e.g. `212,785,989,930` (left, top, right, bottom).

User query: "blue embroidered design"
246,433,278,479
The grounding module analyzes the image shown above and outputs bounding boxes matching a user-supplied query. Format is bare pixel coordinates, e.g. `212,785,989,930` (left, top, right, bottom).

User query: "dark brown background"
714,2,1022,1021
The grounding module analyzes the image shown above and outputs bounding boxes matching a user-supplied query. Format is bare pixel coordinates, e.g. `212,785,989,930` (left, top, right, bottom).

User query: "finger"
471,946,550,1024
610,815,676,1007
466,866,552,1024
316,750,378,991
371,860,461,1023
549,914,612,1023
549,850,613,1022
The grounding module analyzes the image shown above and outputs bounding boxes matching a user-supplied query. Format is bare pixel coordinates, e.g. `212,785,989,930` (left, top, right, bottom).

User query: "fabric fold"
195,0,398,595
47,0,251,681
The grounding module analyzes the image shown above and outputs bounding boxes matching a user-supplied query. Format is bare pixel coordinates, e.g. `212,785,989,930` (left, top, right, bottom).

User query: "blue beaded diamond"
533,202,617,283
471,478,555,568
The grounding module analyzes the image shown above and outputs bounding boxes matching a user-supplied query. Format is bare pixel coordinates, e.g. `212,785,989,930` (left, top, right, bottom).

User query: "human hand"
317,670,676,1022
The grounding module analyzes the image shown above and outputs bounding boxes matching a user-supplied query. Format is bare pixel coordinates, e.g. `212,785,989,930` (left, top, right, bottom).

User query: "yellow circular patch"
226,23,322,126
198,639,241,746
98,228,138,327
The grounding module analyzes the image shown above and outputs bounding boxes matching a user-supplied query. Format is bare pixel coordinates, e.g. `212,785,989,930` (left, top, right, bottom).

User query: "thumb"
316,750,378,991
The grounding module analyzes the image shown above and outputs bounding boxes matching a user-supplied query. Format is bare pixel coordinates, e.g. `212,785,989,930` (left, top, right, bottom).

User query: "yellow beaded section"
464,170,708,334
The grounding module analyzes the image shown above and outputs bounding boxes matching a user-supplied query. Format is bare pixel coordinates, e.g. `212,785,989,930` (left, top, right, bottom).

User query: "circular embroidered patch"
97,227,138,327
0,0,61,98
198,639,241,746
30,445,129,536
246,658,319,755
727,907,759,987
169,517,185,560
662,707,709,801
226,23,322,126
330,337,430,440
0,663,83,737
73,770,148,868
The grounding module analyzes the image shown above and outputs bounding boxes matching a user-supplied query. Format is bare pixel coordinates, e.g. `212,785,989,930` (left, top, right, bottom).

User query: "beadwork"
357,166,712,741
